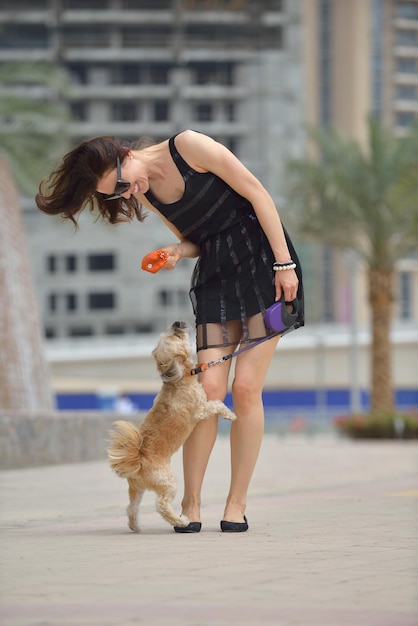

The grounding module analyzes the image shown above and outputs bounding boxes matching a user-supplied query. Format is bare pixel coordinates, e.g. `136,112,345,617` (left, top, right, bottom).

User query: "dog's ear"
160,357,185,384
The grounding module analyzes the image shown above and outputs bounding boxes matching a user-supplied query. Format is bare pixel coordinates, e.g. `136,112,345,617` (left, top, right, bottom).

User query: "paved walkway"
1,434,417,626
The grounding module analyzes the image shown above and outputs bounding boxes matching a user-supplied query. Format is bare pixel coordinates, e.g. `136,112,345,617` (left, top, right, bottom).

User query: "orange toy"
141,249,169,273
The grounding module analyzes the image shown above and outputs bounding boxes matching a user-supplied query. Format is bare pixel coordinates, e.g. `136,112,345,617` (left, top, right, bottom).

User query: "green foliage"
334,412,418,440
286,116,418,269
0,61,72,195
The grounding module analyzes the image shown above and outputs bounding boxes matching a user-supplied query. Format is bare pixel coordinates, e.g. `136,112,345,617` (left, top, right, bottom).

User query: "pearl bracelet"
273,261,297,271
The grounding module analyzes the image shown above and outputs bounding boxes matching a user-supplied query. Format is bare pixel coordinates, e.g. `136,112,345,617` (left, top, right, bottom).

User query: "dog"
108,321,236,532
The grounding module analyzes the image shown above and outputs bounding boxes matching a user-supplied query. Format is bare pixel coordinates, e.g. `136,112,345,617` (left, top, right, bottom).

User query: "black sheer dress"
145,134,304,351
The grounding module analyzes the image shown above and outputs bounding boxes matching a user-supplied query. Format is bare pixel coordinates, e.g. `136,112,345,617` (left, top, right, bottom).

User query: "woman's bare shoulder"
175,129,214,149
174,130,219,171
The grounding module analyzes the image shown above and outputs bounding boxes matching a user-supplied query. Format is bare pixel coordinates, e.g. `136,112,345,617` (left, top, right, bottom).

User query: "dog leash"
184,330,284,377
184,297,302,377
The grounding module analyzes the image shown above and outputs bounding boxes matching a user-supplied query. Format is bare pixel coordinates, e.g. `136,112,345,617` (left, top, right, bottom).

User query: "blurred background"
0,0,417,427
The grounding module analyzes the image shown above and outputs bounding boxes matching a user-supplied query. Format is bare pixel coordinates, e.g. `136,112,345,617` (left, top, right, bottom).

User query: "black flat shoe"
220,515,248,533
174,521,202,533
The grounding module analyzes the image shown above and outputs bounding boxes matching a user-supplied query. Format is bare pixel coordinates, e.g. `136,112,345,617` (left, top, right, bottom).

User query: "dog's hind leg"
152,467,188,528
127,478,144,533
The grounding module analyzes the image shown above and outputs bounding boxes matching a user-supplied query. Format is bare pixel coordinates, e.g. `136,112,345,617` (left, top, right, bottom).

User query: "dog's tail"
108,420,143,478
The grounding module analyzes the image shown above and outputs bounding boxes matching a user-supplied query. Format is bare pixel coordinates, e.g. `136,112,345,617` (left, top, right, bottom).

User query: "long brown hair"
36,136,153,226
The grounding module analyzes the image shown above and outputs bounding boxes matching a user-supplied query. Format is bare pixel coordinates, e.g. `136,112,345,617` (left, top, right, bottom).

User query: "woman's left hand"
275,269,299,303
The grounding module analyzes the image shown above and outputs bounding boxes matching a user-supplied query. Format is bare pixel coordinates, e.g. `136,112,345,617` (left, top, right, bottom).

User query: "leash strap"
185,330,284,377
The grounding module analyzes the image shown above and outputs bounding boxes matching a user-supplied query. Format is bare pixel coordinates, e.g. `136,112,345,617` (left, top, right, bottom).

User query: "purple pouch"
264,295,299,333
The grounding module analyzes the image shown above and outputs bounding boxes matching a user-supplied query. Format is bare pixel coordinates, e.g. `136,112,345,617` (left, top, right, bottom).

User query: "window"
111,102,137,122
150,64,170,84
106,325,125,335
262,26,283,49
224,102,236,122
64,0,110,7
115,64,140,85
158,290,172,307
397,84,416,99
397,30,418,46
48,293,78,313
0,25,48,49
48,294,57,312
122,0,171,7
68,64,88,85
396,58,417,73
68,327,94,337
193,62,234,86
322,245,335,322
399,272,412,319
396,111,416,126
187,0,282,8
157,289,189,308
66,294,77,312
153,101,170,121
134,322,153,333
47,255,56,273
88,253,115,271
70,102,89,121
195,103,213,122
397,2,418,20
319,0,332,127
88,292,115,309
121,26,172,48
46,253,78,272
61,27,111,48
2,0,47,7
371,0,384,117
66,255,77,272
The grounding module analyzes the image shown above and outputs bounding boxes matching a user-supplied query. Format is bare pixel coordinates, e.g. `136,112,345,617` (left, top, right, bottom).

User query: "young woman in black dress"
36,129,304,532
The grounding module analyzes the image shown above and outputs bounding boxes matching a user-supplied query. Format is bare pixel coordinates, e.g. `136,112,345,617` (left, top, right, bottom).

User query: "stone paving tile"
1,435,417,626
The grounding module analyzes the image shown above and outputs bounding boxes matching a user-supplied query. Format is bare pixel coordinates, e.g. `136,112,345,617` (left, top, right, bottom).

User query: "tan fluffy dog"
108,321,236,532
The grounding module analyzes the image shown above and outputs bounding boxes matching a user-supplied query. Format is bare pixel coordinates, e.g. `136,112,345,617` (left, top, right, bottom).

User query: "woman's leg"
180,353,234,523
223,335,280,523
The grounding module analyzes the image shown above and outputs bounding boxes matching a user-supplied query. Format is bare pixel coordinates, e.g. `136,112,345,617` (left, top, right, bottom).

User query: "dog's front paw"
207,400,237,422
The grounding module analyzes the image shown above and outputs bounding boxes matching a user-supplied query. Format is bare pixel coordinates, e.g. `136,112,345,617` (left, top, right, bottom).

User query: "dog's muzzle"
172,321,188,335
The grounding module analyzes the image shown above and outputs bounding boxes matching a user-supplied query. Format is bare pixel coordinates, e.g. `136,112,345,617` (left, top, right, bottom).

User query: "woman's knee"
200,372,228,401
231,375,263,407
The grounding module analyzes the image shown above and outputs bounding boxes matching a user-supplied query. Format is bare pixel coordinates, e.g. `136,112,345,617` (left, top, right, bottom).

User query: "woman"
36,129,304,533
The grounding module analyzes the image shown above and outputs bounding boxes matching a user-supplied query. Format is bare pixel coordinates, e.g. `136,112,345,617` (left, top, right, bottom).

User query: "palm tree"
0,155,56,411
0,61,71,411
286,116,418,415
0,61,70,194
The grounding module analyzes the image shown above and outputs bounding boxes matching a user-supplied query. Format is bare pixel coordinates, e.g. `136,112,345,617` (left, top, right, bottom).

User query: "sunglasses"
103,157,130,201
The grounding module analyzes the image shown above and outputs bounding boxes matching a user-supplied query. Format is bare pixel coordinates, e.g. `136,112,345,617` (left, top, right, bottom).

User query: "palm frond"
0,61,72,195
285,117,418,269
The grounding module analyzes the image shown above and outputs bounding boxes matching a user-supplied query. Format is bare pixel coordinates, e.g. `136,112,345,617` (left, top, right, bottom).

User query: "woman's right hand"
161,243,182,270
160,240,200,270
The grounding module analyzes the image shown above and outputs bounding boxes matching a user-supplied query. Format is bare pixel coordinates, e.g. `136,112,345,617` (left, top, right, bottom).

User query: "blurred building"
304,0,418,140
0,0,417,341
0,0,307,338
301,0,418,325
